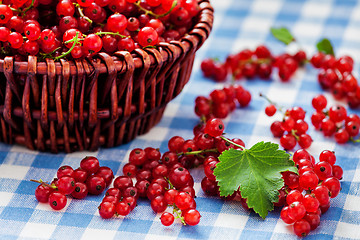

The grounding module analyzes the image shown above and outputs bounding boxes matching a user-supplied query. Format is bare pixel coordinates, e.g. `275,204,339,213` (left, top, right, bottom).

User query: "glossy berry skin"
319,150,336,166
87,175,106,195
129,148,147,166
8,32,23,49
35,184,54,203
57,165,74,178
313,185,330,206
24,23,41,41
80,156,100,174
287,201,306,221
116,201,131,216
99,202,116,219
299,171,319,190
48,192,67,210
71,182,88,199
293,219,311,237
107,13,127,33
302,194,320,213
150,195,167,213
113,176,133,191
304,212,320,231
183,209,201,226
0,5,13,24
280,134,296,150
161,212,175,226
57,176,76,195
73,168,89,183
312,94,327,111
280,206,295,224
95,166,114,187
83,34,103,55
265,104,276,116
174,191,194,210
322,177,341,198
204,118,225,137
138,27,158,47
168,167,191,188
314,161,333,180
328,105,347,123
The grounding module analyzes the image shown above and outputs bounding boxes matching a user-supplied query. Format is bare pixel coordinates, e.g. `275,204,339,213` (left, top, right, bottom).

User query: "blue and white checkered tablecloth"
1,0,360,239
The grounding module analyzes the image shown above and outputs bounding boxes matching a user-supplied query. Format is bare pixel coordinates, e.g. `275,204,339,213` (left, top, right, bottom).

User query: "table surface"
1,0,360,239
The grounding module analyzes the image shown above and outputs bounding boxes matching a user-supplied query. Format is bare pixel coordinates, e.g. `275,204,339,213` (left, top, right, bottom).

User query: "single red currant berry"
293,219,311,237
302,194,320,213
87,175,106,195
48,192,67,210
57,176,76,195
160,212,175,226
319,150,336,165
129,148,147,166
265,104,276,116
270,121,285,137
99,201,116,219
57,165,74,178
332,165,343,180
335,128,350,144
71,182,88,199
312,94,327,111
314,161,333,180
287,201,306,221
204,118,225,137
138,26,159,47
280,134,296,150
322,177,341,198
183,209,201,226
35,184,54,203
80,156,100,173
280,206,295,224
116,201,131,216
299,171,319,190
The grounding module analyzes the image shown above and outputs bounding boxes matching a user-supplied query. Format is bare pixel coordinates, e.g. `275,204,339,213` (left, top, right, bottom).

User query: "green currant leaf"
316,38,334,56
270,27,295,45
213,142,297,219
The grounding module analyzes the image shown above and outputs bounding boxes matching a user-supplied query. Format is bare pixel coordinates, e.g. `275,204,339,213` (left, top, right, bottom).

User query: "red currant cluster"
33,156,114,210
194,84,251,121
261,94,312,150
0,0,199,60
310,53,360,108
98,146,201,226
200,45,306,82
311,94,360,144
280,149,342,237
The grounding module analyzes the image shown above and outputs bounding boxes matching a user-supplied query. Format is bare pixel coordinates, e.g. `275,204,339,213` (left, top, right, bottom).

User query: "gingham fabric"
1,0,360,239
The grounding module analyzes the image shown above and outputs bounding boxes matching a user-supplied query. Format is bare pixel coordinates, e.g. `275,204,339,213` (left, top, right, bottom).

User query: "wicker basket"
0,1,213,153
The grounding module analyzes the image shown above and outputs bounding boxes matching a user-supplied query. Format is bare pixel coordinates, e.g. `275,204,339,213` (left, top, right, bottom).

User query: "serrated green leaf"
270,27,295,45
213,142,297,219
316,38,334,56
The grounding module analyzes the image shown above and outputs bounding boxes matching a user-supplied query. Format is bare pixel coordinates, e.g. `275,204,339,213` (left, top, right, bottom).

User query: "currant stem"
75,3,93,24
164,177,174,190
259,92,284,114
291,129,300,141
177,148,218,157
95,31,128,39
172,205,186,225
350,137,360,143
54,32,79,61
220,136,246,151
23,0,35,14
133,0,177,19
30,179,57,189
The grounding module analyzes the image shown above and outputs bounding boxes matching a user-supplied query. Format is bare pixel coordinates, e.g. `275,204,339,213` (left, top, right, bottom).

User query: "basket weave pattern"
0,1,213,153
